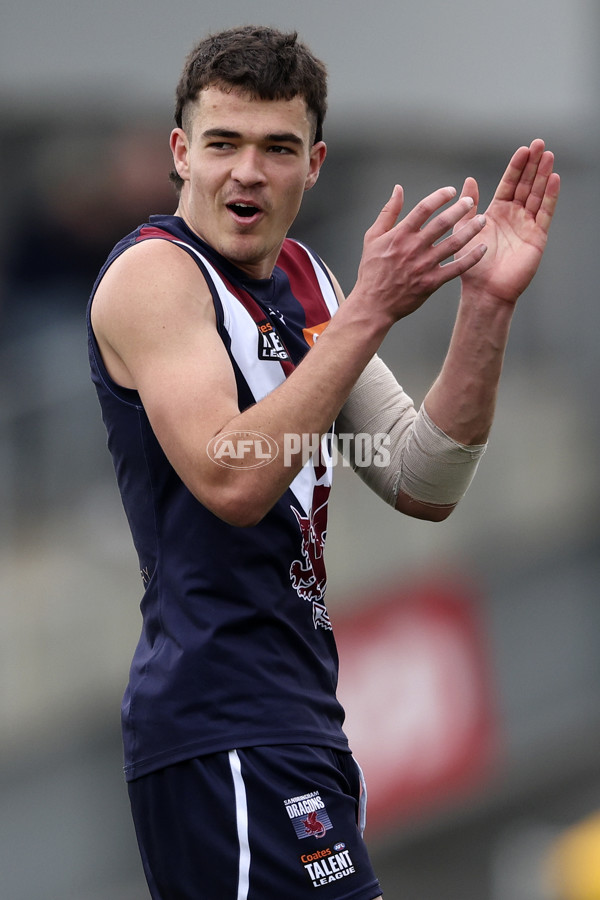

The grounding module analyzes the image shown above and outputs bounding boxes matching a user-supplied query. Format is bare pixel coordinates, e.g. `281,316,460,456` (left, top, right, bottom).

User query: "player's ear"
170,128,190,182
305,141,327,192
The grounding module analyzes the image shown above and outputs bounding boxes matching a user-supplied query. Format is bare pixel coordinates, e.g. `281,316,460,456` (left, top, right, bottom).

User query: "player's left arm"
423,138,560,445
334,140,560,520
327,271,466,522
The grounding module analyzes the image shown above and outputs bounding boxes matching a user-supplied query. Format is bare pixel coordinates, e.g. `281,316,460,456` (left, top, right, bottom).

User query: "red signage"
335,577,498,833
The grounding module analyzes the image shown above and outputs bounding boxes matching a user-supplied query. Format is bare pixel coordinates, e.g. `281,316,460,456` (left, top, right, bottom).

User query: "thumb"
368,184,405,237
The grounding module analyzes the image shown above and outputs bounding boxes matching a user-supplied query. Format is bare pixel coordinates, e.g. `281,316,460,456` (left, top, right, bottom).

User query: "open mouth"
227,202,261,218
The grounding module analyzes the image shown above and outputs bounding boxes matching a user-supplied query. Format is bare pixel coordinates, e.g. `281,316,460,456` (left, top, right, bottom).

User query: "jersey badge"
256,318,290,361
302,320,329,348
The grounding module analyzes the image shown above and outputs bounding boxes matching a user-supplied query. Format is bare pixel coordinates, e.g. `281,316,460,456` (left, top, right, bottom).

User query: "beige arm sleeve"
336,355,487,508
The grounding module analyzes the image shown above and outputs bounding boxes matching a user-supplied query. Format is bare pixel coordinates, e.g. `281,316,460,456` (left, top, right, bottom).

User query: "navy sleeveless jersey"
87,215,349,780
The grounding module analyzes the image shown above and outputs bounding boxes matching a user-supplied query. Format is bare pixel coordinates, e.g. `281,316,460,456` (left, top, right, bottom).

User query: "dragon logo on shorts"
302,811,328,838
284,791,333,840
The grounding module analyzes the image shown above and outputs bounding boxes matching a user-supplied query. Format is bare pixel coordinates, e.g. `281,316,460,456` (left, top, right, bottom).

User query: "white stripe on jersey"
178,240,334,517
287,433,333,519
174,243,286,403
228,749,251,900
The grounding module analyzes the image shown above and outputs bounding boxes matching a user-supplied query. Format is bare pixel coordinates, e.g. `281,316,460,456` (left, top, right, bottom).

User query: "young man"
87,25,559,900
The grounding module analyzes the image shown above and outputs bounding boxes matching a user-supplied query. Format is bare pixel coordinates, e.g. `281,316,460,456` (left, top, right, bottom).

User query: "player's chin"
220,236,277,276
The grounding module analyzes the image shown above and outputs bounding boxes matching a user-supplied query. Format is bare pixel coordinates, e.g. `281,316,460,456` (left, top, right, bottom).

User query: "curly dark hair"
170,25,328,191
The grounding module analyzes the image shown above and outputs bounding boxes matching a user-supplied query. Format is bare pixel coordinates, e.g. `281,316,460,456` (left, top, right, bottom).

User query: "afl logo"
207,430,279,469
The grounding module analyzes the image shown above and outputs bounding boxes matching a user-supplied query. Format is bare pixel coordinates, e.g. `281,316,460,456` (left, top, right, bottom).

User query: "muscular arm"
424,140,560,444
339,140,560,520
93,238,363,527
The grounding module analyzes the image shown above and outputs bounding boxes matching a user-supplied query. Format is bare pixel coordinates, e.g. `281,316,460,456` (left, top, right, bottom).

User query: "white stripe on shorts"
354,757,368,836
228,750,251,900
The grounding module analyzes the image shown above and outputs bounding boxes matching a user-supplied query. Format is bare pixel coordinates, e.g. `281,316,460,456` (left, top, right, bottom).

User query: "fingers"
493,139,560,230
514,140,548,206
367,182,486,273
522,149,560,231
435,213,487,265
422,194,478,246
415,185,486,264
493,144,533,204
440,241,488,282
368,184,405,238
370,182,477,246
458,177,479,216
401,185,458,232
430,176,488,268
535,170,560,233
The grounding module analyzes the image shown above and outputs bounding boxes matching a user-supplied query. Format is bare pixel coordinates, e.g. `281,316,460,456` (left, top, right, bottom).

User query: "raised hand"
454,139,560,303
353,183,487,323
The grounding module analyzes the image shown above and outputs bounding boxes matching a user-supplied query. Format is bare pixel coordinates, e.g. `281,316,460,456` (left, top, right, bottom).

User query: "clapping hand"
454,139,560,304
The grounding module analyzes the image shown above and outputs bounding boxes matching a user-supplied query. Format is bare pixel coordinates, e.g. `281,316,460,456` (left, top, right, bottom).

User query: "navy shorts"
128,744,382,900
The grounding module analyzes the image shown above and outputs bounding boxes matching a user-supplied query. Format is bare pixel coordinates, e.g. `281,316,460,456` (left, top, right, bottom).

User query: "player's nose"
231,147,267,186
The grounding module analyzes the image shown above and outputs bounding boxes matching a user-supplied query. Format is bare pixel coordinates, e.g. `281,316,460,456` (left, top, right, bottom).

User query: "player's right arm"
92,236,378,526
92,187,485,527
92,237,286,527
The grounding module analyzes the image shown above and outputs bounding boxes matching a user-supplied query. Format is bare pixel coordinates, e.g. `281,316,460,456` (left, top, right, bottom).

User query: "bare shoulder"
91,238,215,388
93,237,213,328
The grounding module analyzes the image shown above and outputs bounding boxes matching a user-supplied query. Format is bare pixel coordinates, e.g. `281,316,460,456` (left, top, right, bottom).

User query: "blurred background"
1,1,598,898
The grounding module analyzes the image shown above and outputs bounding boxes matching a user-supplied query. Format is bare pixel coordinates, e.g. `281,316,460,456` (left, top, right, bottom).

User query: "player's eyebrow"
201,128,242,140
201,127,304,146
265,132,304,146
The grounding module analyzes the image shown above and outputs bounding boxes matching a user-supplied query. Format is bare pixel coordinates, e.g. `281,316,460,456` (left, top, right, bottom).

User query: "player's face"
171,86,327,279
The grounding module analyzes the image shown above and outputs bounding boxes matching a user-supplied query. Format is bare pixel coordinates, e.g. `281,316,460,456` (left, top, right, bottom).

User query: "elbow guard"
336,355,487,508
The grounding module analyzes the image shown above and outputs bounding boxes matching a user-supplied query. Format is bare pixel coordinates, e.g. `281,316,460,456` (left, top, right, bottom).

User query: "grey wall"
2,0,596,130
